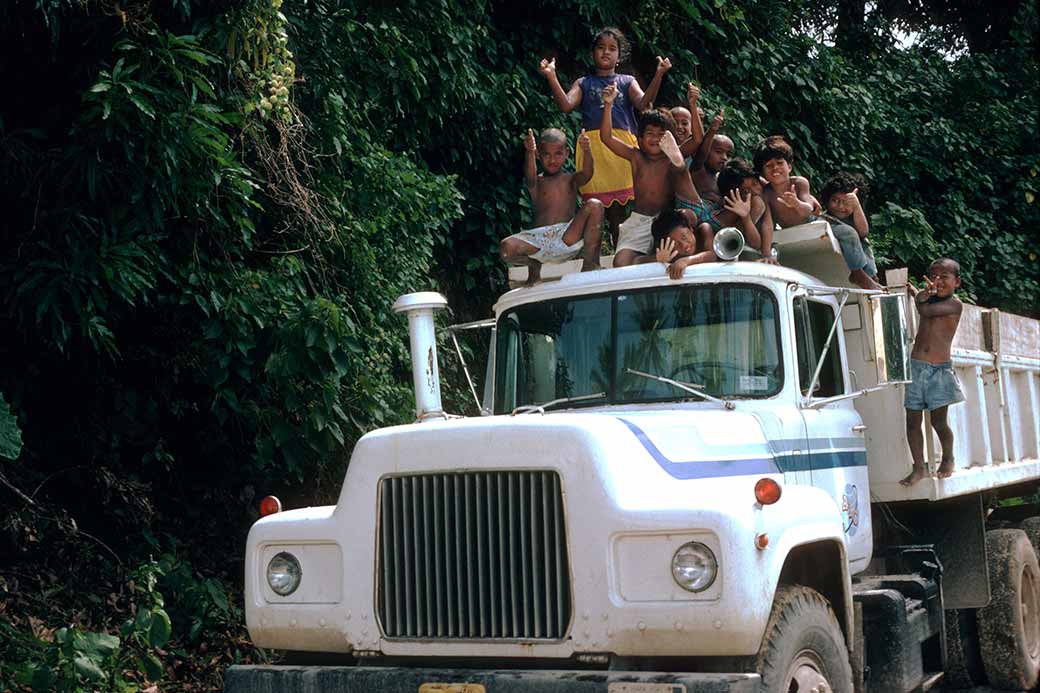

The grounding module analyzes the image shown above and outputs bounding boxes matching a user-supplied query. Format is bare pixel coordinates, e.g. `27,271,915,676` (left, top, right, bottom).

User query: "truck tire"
942,608,985,689
1020,516,1040,556
756,584,853,693
977,528,1040,691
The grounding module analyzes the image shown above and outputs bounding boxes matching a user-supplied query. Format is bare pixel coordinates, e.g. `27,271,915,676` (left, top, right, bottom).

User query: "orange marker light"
755,533,770,550
754,478,782,505
259,495,283,516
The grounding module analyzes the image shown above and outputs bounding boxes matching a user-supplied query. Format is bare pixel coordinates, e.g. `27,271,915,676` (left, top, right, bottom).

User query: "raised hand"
724,188,752,218
578,128,591,153
602,82,618,105
711,107,725,129
538,57,557,79
779,183,800,209
847,188,862,209
655,56,673,76
687,82,700,105
656,237,678,264
922,274,937,296
660,130,684,166
524,128,536,152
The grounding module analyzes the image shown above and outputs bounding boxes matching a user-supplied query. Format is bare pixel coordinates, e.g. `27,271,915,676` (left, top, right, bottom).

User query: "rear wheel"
756,585,853,693
977,528,1040,690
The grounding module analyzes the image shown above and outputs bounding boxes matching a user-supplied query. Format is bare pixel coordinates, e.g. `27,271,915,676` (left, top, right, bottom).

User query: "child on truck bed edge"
901,258,965,486
499,128,604,286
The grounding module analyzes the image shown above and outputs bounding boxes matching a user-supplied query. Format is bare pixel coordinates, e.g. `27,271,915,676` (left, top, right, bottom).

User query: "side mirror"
871,293,912,385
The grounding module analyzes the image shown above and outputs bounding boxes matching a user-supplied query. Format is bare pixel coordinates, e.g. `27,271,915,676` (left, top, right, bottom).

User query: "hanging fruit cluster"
228,0,296,123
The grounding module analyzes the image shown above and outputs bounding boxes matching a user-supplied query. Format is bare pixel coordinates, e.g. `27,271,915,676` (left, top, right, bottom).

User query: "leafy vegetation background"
0,0,1037,689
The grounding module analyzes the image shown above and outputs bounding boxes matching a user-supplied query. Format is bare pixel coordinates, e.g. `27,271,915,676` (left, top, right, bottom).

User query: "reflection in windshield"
494,285,781,414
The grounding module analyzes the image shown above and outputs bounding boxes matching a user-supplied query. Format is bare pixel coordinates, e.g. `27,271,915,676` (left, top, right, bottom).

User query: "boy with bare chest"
900,259,965,485
500,128,604,285
600,83,708,267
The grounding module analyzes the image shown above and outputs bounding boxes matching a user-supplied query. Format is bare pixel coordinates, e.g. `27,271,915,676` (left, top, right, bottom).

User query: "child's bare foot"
937,458,955,479
849,269,883,291
580,257,602,272
899,465,928,486
660,131,684,167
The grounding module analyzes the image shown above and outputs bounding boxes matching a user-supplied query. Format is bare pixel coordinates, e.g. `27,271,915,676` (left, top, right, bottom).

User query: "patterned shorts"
506,221,583,263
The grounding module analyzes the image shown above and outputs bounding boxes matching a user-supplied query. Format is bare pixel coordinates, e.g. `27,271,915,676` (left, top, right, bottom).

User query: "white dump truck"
225,222,1040,693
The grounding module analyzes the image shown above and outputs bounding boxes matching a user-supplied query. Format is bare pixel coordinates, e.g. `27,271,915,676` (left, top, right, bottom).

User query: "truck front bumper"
224,665,760,693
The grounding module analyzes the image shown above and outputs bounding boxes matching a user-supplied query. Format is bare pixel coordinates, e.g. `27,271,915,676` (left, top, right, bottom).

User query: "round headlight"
267,552,302,596
671,542,718,592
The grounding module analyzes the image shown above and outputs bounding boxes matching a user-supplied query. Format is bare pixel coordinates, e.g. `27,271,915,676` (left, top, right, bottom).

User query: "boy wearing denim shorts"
900,258,965,486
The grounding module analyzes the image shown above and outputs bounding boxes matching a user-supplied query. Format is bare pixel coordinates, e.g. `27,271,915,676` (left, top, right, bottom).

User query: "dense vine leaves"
0,0,1037,688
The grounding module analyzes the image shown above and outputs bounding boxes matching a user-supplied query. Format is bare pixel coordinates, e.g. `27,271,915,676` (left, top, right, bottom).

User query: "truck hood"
338,408,782,511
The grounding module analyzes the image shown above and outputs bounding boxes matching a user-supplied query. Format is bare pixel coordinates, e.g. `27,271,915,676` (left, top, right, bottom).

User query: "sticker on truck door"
608,684,687,693
419,685,485,693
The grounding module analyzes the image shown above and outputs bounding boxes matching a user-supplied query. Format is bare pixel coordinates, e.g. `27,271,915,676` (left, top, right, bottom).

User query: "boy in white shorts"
500,128,604,285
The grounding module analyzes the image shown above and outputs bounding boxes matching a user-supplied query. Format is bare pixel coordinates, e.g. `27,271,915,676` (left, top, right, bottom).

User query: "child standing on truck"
689,108,733,204
753,136,881,291
539,27,671,245
900,258,965,485
671,83,705,168
600,84,709,267
499,128,604,285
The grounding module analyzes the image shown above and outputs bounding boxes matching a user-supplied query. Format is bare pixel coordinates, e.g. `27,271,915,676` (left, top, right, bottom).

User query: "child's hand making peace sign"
601,82,618,106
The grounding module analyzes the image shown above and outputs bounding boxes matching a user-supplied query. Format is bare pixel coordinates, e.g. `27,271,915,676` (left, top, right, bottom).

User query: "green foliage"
8,558,171,692
0,0,1037,688
0,394,22,461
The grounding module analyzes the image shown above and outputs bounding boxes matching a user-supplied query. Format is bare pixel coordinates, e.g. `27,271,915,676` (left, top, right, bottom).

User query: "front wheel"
756,585,853,693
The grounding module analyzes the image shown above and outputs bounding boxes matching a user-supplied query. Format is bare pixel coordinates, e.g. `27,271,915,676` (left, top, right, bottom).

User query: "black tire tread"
756,584,853,693
977,528,1040,691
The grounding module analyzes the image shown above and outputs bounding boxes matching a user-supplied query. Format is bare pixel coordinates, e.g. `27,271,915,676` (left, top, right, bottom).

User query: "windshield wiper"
624,368,735,410
511,391,607,416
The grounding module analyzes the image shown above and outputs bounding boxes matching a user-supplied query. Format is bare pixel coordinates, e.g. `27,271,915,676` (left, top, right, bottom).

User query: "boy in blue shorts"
900,258,965,485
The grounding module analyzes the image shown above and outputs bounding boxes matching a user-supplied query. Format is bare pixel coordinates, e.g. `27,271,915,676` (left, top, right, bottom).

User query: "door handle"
852,424,867,433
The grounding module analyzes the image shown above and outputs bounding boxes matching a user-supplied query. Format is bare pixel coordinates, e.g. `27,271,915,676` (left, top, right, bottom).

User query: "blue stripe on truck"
616,417,867,480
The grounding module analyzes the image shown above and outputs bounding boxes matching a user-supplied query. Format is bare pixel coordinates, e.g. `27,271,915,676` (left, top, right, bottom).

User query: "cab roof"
494,261,825,316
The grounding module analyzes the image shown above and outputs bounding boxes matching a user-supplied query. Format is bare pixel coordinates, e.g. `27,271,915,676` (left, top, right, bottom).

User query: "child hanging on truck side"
753,135,882,291
900,258,965,485
499,128,604,285
539,27,671,245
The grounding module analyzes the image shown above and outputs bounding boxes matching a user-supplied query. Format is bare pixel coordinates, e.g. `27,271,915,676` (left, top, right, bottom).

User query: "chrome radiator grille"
377,471,571,640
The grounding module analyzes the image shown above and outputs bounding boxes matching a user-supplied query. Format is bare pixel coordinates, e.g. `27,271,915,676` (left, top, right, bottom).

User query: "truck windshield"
494,284,782,414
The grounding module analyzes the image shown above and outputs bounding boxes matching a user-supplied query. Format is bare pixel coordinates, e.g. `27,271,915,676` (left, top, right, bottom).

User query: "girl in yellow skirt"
539,27,672,245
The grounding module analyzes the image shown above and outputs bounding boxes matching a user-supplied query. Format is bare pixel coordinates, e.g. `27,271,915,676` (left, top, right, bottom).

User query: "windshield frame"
492,281,785,414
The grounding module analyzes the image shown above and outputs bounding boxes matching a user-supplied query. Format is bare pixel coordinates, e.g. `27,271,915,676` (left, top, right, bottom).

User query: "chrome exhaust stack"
392,292,448,422
712,226,745,261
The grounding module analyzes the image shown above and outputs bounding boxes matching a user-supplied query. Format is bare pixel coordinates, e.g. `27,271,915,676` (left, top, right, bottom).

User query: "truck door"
793,295,873,571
